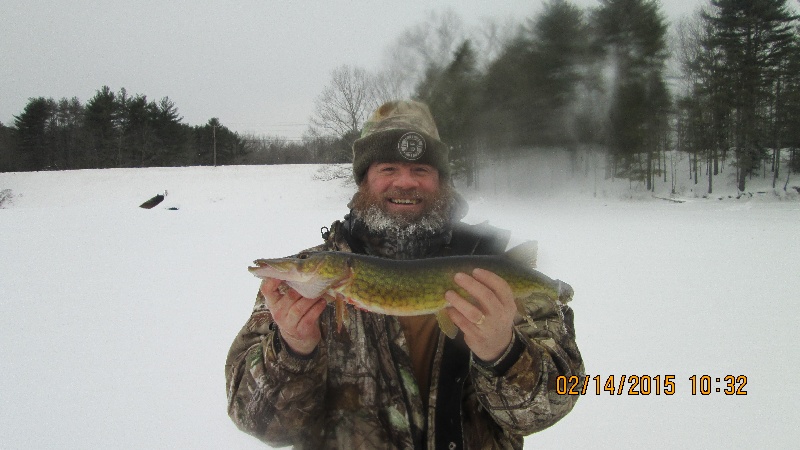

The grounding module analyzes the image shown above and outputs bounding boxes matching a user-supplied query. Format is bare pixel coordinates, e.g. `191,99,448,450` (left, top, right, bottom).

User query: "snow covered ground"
1,163,798,449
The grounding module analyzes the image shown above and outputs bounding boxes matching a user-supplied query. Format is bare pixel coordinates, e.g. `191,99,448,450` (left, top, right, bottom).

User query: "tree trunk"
707,147,713,194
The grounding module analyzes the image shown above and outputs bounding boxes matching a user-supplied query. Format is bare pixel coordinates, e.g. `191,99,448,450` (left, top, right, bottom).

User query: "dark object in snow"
652,194,685,203
140,194,165,209
0,189,13,208
168,207,179,210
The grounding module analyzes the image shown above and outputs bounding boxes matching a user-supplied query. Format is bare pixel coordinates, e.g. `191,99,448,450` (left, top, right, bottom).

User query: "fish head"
249,251,350,285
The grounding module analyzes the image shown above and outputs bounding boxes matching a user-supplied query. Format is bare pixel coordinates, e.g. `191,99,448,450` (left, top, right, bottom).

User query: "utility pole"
212,124,217,167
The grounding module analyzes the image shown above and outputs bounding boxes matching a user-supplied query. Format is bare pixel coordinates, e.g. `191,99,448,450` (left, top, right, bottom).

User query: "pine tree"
704,0,798,191
150,97,187,166
85,86,121,168
53,97,86,170
120,94,157,167
482,0,592,149
415,40,482,185
527,0,592,146
675,10,731,194
593,0,670,189
13,97,56,171
0,121,15,172
193,118,245,166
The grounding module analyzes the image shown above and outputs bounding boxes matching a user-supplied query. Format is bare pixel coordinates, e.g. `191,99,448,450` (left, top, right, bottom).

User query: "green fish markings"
248,241,573,338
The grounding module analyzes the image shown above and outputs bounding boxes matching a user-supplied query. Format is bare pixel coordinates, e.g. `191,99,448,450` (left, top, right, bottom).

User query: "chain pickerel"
248,241,573,338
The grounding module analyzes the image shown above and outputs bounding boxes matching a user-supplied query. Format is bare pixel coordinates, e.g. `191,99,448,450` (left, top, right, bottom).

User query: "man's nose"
392,169,419,189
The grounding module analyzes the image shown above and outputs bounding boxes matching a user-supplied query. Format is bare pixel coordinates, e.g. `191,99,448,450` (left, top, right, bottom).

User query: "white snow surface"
1,163,798,449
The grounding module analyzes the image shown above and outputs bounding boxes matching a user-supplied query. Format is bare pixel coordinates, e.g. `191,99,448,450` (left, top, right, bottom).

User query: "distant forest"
3,0,800,193
0,86,351,172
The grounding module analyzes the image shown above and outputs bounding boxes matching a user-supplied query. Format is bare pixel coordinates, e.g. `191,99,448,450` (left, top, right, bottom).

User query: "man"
226,100,584,449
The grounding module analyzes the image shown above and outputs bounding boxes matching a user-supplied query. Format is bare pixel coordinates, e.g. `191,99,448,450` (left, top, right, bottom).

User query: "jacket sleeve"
225,290,329,446
470,294,584,435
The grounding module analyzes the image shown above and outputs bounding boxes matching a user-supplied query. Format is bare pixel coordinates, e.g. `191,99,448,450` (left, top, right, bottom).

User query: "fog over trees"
3,0,799,194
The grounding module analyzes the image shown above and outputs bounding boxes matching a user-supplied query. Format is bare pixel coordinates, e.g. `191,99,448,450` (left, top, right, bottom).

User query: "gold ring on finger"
475,314,486,326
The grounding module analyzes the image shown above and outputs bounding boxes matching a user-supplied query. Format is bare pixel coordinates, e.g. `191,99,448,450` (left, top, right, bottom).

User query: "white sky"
1,0,701,140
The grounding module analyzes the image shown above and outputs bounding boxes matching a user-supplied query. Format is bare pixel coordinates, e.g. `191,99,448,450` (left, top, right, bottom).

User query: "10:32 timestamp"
556,374,748,396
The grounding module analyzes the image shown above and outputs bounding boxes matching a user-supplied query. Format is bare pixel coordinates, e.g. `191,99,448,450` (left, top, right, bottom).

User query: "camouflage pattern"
360,100,441,140
225,219,584,449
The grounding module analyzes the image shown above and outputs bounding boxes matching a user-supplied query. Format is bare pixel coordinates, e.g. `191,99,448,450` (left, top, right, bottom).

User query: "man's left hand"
445,269,516,362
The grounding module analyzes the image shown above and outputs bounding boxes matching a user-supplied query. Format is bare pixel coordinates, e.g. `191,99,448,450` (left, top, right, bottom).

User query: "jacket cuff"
472,330,525,377
270,326,321,372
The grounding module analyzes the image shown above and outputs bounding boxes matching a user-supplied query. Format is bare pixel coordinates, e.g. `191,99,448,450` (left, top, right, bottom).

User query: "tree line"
309,0,800,193
2,86,247,171
0,83,360,173
3,0,800,194
676,0,800,192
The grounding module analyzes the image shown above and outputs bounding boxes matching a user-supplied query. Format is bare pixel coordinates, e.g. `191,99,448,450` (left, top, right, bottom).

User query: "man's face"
360,161,441,222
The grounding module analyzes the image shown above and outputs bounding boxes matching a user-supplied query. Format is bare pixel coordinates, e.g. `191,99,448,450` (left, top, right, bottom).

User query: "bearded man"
225,100,584,449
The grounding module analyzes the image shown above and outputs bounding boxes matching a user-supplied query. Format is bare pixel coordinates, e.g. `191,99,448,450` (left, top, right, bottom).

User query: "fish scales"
248,244,571,338
250,252,571,316
251,251,564,313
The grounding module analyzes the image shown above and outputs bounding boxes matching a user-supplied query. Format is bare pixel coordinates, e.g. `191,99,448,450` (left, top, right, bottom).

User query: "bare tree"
379,9,467,96
370,71,408,105
674,9,710,95
311,65,377,139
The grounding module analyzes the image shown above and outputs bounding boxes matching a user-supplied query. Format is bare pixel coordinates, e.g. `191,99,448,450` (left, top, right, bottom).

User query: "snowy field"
1,163,799,449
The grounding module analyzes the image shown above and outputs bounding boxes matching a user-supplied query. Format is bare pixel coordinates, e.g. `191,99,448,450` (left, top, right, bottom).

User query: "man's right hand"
260,278,327,356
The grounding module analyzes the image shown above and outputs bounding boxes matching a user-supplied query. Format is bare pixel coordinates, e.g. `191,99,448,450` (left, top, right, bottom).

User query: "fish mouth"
249,260,317,282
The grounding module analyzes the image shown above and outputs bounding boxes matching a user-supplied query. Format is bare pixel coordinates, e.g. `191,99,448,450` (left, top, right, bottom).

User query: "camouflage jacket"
225,218,584,449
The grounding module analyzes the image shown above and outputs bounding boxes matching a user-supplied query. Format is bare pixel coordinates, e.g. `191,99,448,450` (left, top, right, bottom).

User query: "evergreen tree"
781,25,800,185
482,35,530,148
527,0,592,146
193,118,246,166
704,0,798,191
771,21,800,187
84,86,121,168
52,97,86,170
13,97,56,170
120,93,157,167
593,0,670,189
482,0,592,149
675,10,730,194
415,40,482,185
150,97,188,166
0,121,19,172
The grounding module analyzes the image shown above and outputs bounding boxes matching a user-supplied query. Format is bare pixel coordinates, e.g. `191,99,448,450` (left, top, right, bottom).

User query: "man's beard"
349,183,455,241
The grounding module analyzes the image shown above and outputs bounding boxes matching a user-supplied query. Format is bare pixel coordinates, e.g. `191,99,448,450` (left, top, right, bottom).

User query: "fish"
248,241,573,339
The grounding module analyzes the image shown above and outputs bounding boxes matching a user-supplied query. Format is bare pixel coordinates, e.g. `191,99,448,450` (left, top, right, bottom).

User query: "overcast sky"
2,0,700,140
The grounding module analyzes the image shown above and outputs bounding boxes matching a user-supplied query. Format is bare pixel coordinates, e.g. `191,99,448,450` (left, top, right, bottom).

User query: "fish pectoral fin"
514,299,527,317
334,296,350,332
435,311,459,339
286,279,333,299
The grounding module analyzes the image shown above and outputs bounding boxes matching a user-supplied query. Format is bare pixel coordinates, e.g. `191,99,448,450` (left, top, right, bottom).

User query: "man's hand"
444,269,516,362
260,278,327,356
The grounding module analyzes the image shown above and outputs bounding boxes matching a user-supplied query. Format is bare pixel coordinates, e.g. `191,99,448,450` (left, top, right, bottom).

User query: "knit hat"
352,100,450,184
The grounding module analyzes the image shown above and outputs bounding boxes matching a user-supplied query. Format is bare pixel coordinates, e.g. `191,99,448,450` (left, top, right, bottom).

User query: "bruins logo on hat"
397,132,426,160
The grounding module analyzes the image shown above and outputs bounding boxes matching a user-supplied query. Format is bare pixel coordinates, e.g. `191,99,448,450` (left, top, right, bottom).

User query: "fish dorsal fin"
286,278,334,299
504,240,538,269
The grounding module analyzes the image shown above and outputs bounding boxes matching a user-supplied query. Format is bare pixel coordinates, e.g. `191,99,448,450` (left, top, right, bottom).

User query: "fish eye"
298,253,309,259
